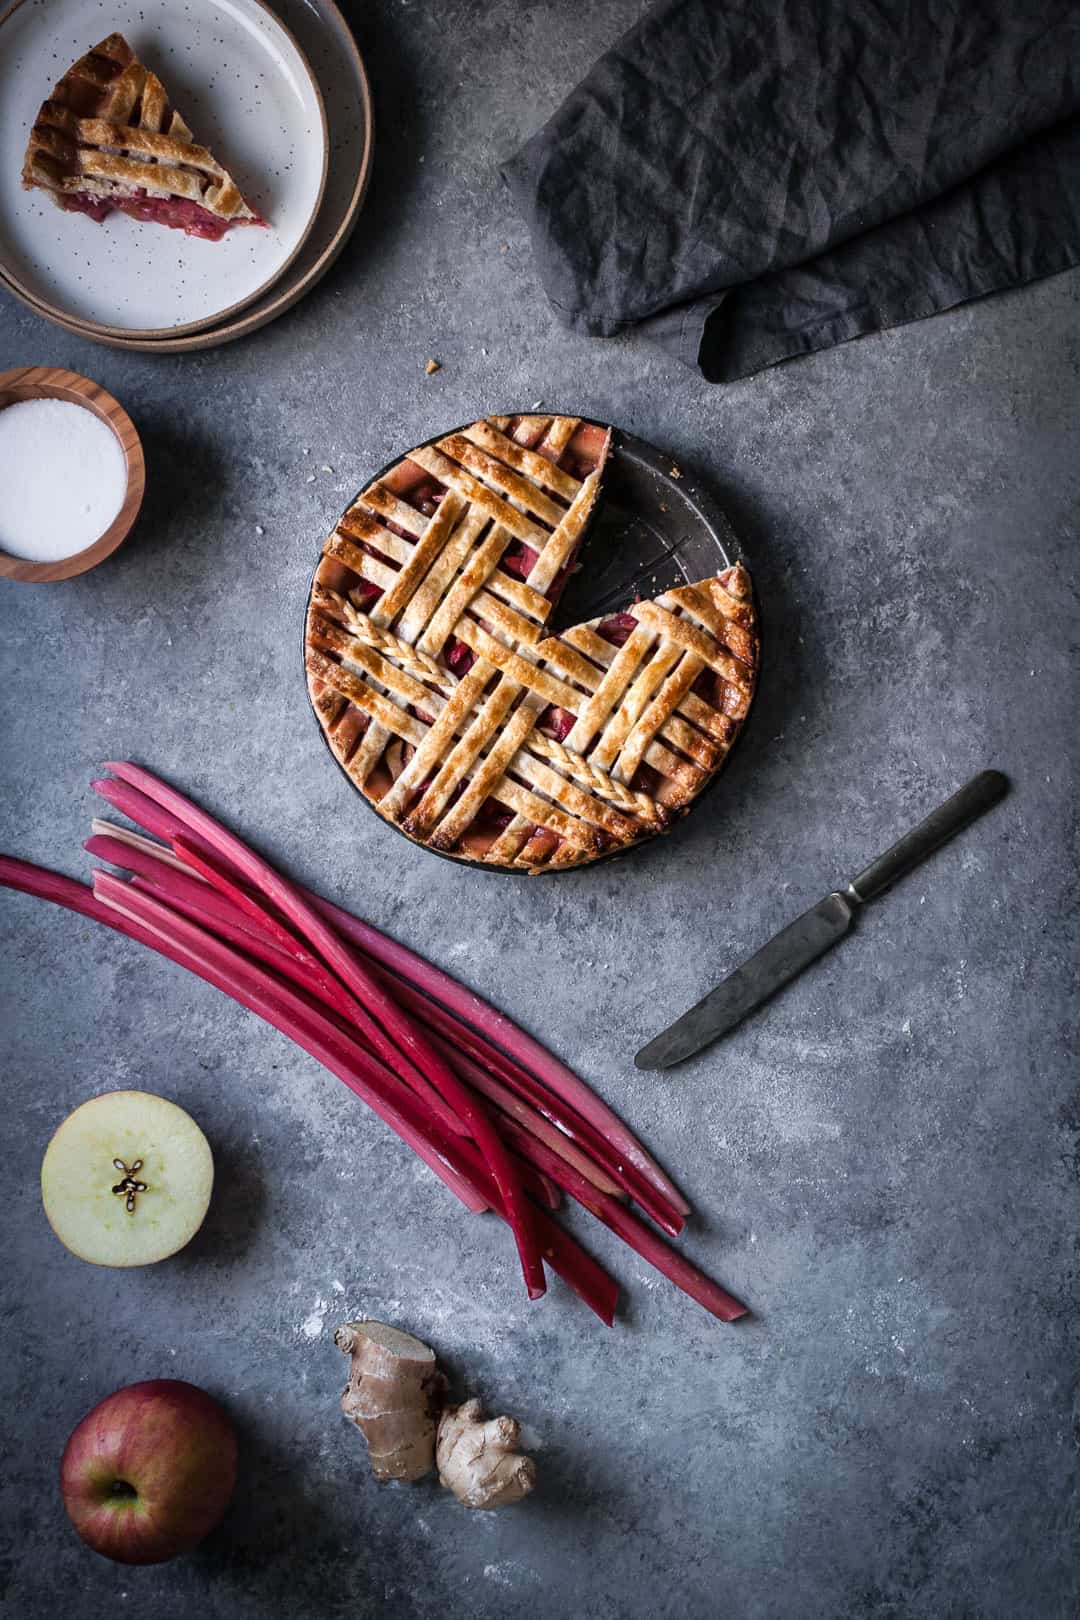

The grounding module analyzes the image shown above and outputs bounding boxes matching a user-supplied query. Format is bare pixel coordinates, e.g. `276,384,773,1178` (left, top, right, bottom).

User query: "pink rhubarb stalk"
93,823,672,1224
89,776,689,1219
96,870,492,1218
170,836,467,1143
499,1117,748,1323
99,763,546,1301
0,852,739,1326
317,892,690,1218
0,854,487,1217
89,812,684,1234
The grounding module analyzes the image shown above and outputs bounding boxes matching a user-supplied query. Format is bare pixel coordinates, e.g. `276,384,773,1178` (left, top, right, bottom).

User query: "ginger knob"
436,1397,537,1509
335,1320,445,1483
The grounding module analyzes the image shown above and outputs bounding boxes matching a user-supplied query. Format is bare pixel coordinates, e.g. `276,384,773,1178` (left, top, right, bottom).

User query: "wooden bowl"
0,366,145,582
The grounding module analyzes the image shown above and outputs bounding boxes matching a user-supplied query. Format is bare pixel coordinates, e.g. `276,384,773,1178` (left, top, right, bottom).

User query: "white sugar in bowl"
0,367,145,582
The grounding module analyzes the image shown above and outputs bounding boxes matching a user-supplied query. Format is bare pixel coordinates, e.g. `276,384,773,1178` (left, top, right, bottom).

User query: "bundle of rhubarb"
0,763,746,1325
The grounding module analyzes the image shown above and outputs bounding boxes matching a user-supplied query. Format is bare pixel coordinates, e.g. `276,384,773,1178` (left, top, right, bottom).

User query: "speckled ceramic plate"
0,0,371,353
0,0,327,337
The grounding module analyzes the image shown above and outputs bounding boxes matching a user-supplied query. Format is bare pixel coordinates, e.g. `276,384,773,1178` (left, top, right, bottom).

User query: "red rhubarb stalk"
317,893,690,1218
96,871,493,1218
89,789,688,1220
360,956,684,1232
428,1033,625,1198
100,764,546,1301
90,817,194,876
174,837,313,964
1,853,740,1326
498,1117,748,1323
105,846,627,1210
170,836,468,1143
530,1208,618,1325
89,815,683,1233
92,879,610,1313
124,862,622,1213
0,854,487,1217
92,778,222,863
86,834,274,951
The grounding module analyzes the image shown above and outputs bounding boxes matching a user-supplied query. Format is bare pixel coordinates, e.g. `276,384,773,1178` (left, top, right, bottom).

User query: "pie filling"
61,187,264,241
306,415,757,869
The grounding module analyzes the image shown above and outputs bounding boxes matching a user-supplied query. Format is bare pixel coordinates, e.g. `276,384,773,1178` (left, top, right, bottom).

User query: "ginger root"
436,1398,537,1509
335,1320,535,1508
335,1320,445,1482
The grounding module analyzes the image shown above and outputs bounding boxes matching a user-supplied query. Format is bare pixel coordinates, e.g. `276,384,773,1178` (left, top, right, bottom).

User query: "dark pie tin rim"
302,415,760,876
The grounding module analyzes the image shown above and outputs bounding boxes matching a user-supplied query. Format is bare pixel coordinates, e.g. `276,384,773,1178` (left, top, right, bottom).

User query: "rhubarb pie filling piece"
21,34,264,240
305,414,758,873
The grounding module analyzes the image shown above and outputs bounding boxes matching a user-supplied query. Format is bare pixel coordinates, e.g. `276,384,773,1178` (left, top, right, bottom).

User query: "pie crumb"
425,358,441,375
669,465,682,479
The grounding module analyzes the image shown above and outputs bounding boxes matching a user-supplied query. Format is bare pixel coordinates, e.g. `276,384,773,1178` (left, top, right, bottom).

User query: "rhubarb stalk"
90,775,689,1218
90,820,680,1231
1,847,743,1326
100,764,546,1301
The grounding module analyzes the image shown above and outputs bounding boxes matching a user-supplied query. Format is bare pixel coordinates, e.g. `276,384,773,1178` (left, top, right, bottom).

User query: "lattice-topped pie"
22,34,263,241
305,416,757,872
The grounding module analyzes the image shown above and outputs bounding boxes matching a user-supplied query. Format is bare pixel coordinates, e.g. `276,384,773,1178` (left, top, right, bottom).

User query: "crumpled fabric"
502,0,1080,380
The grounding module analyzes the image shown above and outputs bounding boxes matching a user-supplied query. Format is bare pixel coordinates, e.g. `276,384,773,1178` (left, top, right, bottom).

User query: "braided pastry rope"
338,598,455,694
332,593,658,825
526,733,659,824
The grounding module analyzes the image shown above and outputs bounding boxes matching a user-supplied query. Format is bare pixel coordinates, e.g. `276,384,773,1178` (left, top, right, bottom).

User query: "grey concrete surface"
2,3,1078,1617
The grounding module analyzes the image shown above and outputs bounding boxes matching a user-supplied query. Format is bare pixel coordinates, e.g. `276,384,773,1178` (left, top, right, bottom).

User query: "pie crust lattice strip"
21,33,262,240
305,415,758,873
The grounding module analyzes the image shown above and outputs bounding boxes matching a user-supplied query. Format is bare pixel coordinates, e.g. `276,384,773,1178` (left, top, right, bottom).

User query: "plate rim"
302,414,758,877
0,0,372,354
0,0,330,339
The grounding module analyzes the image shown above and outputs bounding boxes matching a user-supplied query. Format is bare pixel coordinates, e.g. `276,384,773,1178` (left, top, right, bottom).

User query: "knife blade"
635,769,1008,1071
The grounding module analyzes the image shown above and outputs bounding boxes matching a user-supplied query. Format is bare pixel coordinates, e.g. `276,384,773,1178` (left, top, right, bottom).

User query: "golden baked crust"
22,33,258,226
305,415,758,872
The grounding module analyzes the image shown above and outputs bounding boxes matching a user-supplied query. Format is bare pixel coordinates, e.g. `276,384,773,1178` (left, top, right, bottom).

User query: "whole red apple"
60,1379,237,1564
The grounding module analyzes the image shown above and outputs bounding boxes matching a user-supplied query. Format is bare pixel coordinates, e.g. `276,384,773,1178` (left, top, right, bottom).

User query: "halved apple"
41,1091,213,1267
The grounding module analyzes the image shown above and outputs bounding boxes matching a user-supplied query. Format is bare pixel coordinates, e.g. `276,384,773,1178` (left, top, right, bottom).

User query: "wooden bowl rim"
0,366,145,582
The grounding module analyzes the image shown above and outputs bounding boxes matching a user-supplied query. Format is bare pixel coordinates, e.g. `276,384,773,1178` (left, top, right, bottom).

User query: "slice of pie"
22,33,264,241
305,415,758,873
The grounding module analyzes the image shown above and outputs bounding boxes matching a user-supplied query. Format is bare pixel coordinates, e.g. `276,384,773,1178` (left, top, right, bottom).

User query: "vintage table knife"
635,769,1008,1070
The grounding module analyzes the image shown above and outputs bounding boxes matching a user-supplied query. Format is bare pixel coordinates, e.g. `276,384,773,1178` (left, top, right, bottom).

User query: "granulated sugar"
0,398,127,562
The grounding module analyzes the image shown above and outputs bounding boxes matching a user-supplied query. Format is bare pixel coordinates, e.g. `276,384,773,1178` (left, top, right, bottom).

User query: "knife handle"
848,769,1008,903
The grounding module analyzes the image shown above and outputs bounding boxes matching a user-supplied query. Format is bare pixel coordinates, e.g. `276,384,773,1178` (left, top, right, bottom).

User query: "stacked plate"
0,0,373,352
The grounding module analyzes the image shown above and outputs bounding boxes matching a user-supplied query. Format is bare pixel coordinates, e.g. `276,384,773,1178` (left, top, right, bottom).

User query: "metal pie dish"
303,416,758,875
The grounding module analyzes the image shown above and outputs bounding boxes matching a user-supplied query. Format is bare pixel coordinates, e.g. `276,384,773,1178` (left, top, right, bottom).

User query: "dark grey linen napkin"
502,0,1080,380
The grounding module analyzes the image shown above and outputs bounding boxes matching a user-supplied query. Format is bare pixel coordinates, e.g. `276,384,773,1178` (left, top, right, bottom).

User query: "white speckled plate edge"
0,0,328,338
0,0,370,354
